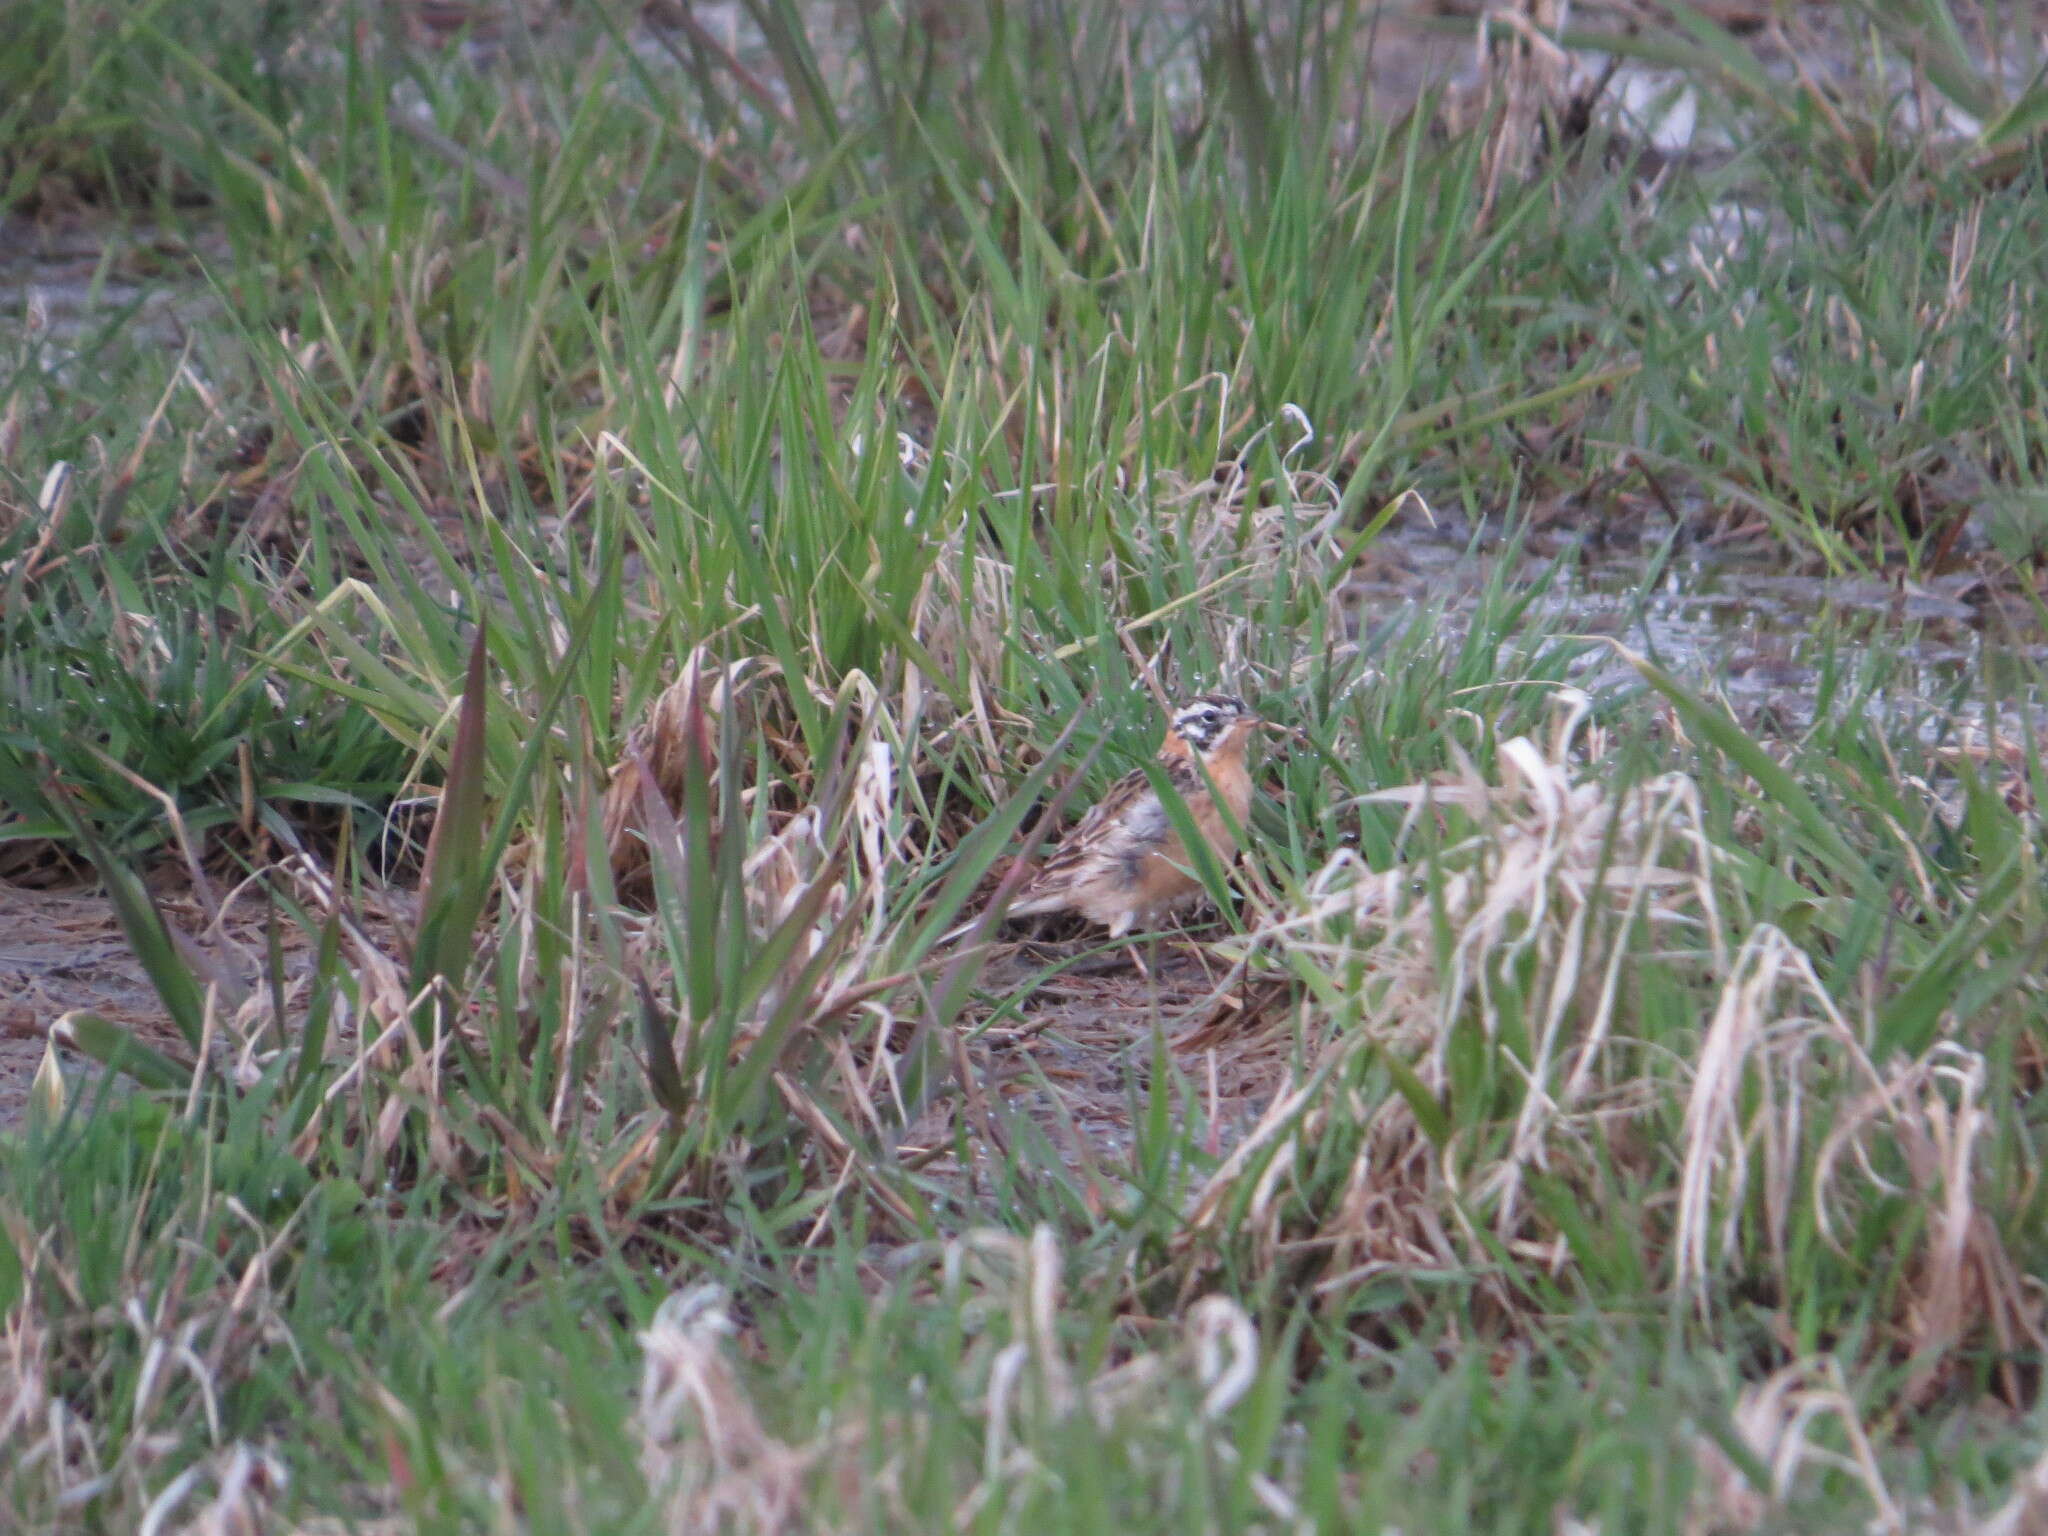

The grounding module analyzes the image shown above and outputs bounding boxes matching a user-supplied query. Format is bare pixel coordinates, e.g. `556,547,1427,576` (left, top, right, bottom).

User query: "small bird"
1007,693,1267,937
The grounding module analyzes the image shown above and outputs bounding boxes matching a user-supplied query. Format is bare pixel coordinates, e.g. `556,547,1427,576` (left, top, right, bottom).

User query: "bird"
1005,692,1268,938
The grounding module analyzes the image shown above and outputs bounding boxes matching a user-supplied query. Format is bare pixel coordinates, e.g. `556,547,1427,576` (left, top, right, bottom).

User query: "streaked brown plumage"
1008,693,1262,936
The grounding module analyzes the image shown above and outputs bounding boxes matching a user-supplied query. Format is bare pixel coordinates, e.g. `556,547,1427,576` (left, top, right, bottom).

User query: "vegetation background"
5,0,2048,1530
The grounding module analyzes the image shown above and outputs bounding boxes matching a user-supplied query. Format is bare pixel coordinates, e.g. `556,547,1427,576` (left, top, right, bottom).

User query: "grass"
5,0,2048,1530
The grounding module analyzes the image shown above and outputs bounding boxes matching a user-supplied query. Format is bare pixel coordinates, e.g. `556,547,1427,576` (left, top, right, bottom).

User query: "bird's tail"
938,888,1059,948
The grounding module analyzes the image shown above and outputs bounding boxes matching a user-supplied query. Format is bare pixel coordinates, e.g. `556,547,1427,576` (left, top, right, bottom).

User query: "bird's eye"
1200,708,1220,722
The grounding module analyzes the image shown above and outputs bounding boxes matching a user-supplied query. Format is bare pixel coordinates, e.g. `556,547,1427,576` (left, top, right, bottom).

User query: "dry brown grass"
1177,692,1718,1304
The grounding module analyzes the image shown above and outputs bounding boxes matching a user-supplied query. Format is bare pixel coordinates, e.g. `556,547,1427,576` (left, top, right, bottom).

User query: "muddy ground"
4,0,2040,1128
7,512,2028,1132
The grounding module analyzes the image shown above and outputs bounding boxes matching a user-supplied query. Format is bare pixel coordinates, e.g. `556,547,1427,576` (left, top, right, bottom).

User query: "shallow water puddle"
1351,520,2048,744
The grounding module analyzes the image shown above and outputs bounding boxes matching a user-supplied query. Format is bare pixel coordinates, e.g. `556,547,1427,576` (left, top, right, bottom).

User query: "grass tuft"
6,1,2048,1529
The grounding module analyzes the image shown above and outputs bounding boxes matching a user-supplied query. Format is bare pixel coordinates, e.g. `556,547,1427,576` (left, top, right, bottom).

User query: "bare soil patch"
0,880,345,1128
0,885,186,1125
914,938,1299,1191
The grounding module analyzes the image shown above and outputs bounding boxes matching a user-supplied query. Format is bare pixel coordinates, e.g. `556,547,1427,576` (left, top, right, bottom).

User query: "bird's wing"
1015,764,1159,898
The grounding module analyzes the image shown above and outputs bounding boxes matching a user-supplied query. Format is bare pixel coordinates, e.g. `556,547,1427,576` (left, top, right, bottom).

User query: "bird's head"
1168,693,1260,757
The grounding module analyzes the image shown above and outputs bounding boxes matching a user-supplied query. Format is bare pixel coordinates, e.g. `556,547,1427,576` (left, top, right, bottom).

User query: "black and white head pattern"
1170,692,1254,753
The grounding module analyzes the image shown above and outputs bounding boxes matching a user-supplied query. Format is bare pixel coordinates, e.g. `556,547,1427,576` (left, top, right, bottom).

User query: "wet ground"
9,507,2035,1131
6,1,2047,1128
1351,510,2048,747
